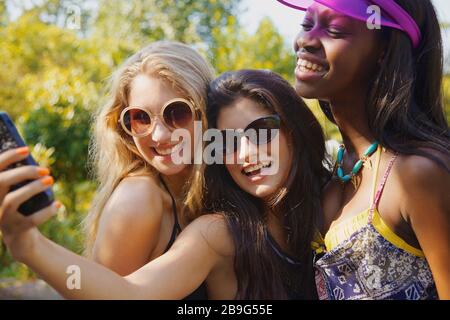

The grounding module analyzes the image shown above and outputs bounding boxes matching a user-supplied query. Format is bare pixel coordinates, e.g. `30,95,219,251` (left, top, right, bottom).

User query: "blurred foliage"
444,76,450,124
0,0,448,280
0,1,7,26
93,0,239,45
209,16,296,80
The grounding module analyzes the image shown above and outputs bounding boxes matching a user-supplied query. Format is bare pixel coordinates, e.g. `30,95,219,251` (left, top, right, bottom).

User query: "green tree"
444,75,450,124
0,10,111,119
91,0,240,63
210,17,295,79
0,0,7,26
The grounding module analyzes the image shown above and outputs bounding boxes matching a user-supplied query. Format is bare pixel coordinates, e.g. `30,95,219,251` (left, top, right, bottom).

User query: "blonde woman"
87,41,214,299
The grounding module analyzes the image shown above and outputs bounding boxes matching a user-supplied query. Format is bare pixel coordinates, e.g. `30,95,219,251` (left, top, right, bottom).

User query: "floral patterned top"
314,147,438,300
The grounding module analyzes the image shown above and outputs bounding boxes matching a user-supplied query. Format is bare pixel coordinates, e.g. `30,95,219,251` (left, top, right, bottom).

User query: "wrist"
5,227,41,263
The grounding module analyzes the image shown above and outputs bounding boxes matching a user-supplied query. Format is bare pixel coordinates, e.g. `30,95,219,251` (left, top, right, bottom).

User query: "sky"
242,0,450,66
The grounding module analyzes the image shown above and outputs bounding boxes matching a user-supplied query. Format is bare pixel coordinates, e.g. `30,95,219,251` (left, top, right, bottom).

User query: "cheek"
325,40,378,87
277,134,292,178
133,137,148,154
132,137,155,164
326,42,358,79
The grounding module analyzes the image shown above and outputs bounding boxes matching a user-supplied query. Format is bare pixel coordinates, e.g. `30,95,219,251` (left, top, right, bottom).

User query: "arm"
92,177,164,276
17,216,221,299
398,156,450,299
0,150,224,299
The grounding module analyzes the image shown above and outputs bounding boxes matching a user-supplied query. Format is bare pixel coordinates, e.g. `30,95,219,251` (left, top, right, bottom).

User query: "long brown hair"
320,0,449,169
205,69,330,299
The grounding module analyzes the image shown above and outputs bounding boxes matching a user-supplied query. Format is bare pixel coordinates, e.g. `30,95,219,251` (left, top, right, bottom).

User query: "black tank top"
159,176,208,300
266,232,318,300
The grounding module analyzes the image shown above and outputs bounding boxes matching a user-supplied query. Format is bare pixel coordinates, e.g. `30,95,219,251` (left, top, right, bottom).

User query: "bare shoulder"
185,214,235,258
92,176,166,274
109,175,164,206
395,153,450,191
102,175,165,224
394,153,450,219
96,175,165,247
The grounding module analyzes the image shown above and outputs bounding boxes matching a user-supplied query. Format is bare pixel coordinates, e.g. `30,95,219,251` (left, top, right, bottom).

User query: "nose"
294,29,322,55
151,117,172,143
237,135,259,164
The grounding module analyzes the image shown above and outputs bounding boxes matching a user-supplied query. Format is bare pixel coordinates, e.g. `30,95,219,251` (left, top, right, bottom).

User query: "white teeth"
297,59,325,73
243,162,272,175
155,143,182,156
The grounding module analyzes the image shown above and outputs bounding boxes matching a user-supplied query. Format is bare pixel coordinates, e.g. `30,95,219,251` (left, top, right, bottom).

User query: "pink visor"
277,0,421,48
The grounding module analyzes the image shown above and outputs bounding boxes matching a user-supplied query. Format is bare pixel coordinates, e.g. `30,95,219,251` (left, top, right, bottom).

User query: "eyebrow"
306,7,350,21
127,97,184,111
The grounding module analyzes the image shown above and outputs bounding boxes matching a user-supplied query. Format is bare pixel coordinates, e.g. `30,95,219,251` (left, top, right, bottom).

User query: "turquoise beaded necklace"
336,141,379,184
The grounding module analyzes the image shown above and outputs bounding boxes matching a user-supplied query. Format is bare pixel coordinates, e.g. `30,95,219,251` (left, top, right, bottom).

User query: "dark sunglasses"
220,115,281,155
119,98,196,137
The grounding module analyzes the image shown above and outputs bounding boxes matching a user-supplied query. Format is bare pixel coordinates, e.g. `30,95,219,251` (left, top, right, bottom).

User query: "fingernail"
16,147,29,155
37,168,50,177
55,201,62,209
41,176,54,186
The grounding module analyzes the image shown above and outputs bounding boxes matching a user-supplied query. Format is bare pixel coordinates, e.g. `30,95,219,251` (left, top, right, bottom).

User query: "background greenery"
0,0,448,280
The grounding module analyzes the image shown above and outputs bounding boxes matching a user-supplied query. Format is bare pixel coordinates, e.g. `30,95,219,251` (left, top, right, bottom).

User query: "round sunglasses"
220,115,281,155
119,98,196,137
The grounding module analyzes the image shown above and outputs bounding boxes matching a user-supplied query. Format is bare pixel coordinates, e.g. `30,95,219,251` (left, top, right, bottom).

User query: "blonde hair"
83,41,215,256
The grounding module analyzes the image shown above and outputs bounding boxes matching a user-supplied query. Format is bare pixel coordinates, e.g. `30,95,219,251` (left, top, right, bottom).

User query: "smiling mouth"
152,142,183,157
296,58,328,74
242,161,272,177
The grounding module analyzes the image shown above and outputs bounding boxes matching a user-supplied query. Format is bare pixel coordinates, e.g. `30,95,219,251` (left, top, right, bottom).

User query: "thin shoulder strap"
159,175,182,253
369,146,383,206
369,152,398,220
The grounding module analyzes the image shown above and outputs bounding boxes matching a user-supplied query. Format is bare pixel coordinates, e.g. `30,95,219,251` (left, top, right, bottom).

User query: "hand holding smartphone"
0,112,55,216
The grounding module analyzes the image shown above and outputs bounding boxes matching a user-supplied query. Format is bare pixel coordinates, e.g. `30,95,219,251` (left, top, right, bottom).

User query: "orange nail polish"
16,147,29,155
37,168,50,177
55,201,62,209
41,176,54,186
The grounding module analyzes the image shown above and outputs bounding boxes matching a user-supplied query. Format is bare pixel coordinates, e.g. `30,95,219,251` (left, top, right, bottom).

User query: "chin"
255,188,276,199
244,184,278,199
152,162,189,176
294,82,323,100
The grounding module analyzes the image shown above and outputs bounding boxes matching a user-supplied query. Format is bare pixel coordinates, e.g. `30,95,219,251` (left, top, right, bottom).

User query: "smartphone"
0,112,54,216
